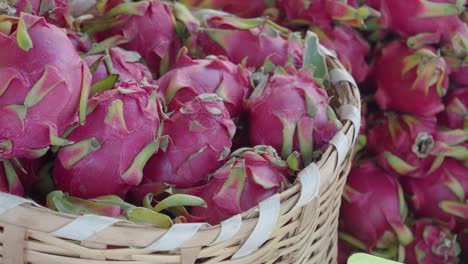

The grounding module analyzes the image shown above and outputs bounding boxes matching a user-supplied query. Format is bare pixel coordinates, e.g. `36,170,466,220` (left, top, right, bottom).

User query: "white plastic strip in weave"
0,192,39,215
329,68,357,89
51,214,125,241
329,131,349,170
144,223,205,251
338,104,361,142
210,214,242,245
291,163,320,212
231,194,281,259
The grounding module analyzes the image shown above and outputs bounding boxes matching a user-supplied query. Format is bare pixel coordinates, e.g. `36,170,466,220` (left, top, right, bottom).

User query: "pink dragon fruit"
339,160,413,257
438,88,468,129
367,112,467,178
180,145,291,225
401,158,468,225
375,0,466,40
373,41,450,116
66,30,91,53
195,14,303,68
84,47,154,90
312,24,370,83
338,239,356,264
0,13,91,161
53,81,161,199
142,94,236,188
277,0,380,29
12,0,70,27
157,49,251,118
403,219,461,264
247,66,339,165
180,0,272,18
0,160,25,196
450,65,468,86
89,0,179,76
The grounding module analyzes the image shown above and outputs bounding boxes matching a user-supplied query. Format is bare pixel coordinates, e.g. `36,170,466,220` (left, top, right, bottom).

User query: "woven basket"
0,48,361,264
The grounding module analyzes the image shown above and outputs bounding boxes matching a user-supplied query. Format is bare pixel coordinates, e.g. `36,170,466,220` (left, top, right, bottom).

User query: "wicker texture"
0,55,360,264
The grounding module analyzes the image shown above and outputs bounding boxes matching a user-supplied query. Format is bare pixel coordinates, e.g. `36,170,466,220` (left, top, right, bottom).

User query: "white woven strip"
291,163,320,212
329,68,357,88
338,104,361,141
210,214,242,245
51,214,124,241
330,131,349,170
231,194,281,259
144,223,205,251
319,44,336,58
0,192,38,215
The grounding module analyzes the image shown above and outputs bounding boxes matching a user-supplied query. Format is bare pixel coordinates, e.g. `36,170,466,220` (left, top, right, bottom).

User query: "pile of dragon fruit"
0,0,467,263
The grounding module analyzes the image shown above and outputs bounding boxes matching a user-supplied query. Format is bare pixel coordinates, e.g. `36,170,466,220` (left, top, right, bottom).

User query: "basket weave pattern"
0,55,360,264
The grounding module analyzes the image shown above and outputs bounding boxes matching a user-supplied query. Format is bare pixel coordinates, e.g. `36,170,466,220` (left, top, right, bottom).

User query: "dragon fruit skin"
450,65,468,86
66,30,91,53
247,67,338,165
13,0,70,27
438,88,468,129
0,13,91,161
157,50,251,118
84,47,154,86
404,219,460,264
339,160,413,255
367,113,439,178
375,0,465,38
196,15,303,69
401,158,468,225
53,82,161,199
313,24,370,83
93,0,179,75
143,94,236,189
0,161,25,196
373,42,449,116
181,146,290,225
180,0,270,18
277,0,380,29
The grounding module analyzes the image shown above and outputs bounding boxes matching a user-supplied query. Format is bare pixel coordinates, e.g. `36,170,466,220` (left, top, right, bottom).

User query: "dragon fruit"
0,13,91,161
142,94,236,189
66,30,91,53
312,24,370,83
339,160,413,257
0,160,25,196
84,47,154,90
157,49,251,118
373,41,450,116
338,239,356,264
438,88,468,129
53,81,161,199
450,65,468,86
367,112,467,178
12,0,70,27
88,0,179,76
401,158,468,225
246,66,339,165
195,14,303,68
180,0,272,18
374,0,466,41
403,219,460,264
180,146,291,225
277,0,380,29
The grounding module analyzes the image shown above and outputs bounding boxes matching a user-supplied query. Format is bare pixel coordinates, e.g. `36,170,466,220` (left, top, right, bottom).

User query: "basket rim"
0,47,361,249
